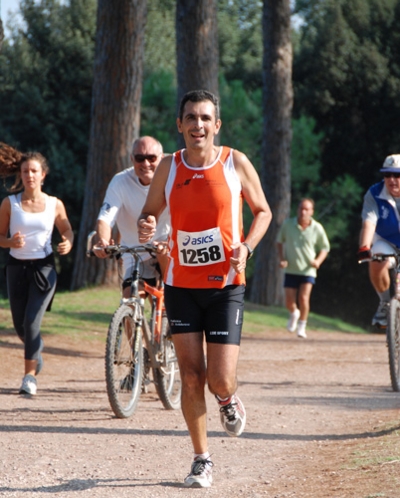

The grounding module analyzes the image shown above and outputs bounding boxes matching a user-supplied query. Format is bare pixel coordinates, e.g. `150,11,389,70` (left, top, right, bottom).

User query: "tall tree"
175,0,219,144
250,0,293,305
71,0,147,290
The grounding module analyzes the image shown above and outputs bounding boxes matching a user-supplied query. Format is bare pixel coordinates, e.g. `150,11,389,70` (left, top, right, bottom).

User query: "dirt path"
1,325,400,497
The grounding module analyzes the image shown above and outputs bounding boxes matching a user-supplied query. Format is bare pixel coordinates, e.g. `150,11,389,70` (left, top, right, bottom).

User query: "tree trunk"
175,0,219,147
71,0,146,290
250,0,293,305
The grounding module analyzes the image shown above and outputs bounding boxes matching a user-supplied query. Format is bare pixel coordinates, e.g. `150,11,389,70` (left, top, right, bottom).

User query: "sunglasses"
383,172,400,179
134,154,158,163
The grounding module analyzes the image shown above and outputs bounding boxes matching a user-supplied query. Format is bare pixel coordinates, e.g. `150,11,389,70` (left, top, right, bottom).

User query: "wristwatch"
242,242,254,260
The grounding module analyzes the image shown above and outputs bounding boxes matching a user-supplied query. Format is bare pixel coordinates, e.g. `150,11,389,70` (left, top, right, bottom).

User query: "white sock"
194,452,210,461
216,395,231,404
297,320,307,329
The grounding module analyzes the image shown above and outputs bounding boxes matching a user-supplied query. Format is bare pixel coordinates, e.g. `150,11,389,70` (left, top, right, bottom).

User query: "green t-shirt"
277,217,330,277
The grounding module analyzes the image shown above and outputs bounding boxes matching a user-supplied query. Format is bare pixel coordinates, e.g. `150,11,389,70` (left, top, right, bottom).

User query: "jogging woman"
0,143,73,395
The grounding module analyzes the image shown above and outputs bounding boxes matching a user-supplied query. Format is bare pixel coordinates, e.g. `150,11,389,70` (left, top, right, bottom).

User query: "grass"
347,422,400,469
244,302,366,334
0,286,119,342
0,285,366,340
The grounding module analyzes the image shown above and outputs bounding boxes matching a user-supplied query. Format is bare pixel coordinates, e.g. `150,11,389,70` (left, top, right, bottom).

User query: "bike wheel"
153,315,181,410
105,304,144,418
387,298,400,391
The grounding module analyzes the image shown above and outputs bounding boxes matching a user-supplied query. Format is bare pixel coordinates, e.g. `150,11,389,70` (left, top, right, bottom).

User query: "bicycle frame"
87,231,170,370
363,251,400,391
87,231,181,417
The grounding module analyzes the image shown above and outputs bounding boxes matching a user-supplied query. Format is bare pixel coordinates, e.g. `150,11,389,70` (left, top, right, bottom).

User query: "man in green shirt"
277,198,330,338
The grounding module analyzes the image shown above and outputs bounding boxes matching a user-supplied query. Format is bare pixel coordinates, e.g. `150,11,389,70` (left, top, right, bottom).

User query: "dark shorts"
164,284,245,345
284,273,316,288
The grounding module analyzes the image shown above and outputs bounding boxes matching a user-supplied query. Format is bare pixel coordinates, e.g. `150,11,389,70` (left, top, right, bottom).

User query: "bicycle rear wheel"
105,304,144,417
153,315,181,410
387,298,400,391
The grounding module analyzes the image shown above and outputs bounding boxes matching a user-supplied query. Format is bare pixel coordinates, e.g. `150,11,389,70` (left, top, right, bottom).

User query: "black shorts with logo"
164,284,245,345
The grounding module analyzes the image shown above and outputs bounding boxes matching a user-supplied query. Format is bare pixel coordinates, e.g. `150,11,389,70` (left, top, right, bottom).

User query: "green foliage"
219,76,263,168
291,115,323,191
0,0,96,225
145,0,176,76
218,0,263,88
294,0,400,191
140,70,177,153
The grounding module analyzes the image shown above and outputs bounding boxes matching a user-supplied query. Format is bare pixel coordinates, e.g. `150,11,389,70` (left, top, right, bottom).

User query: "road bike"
86,231,181,417
361,252,400,391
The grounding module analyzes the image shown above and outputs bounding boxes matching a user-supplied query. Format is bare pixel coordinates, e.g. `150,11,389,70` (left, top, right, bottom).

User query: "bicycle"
86,231,181,418
361,251,400,391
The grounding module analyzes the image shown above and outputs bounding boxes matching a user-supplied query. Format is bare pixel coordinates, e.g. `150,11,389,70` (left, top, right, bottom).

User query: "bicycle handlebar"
86,230,161,259
359,253,398,264
103,243,159,258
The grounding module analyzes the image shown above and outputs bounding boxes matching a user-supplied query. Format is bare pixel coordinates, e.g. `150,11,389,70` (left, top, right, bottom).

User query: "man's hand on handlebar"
357,245,371,264
93,237,115,259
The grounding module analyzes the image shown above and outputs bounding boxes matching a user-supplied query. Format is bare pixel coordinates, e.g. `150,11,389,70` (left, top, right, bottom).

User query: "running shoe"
217,394,246,437
19,374,37,395
297,323,307,339
35,338,44,375
287,309,300,333
184,457,213,488
372,301,389,328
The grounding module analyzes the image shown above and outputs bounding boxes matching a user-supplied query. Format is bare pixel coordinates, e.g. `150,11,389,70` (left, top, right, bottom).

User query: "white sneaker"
297,321,307,339
217,394,246,437
184,457,213,488
287,309,300,333
19,374,37,395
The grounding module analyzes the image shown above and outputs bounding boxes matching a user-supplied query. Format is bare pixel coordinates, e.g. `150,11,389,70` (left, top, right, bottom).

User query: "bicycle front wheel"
105,304,144,418
387,298,400,391
153,316,181,410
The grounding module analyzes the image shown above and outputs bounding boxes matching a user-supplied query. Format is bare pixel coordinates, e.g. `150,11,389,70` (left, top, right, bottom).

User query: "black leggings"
6,262,57,361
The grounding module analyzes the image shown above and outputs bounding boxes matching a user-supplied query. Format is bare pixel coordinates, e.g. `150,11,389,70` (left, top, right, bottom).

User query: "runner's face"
176,100,221,150
131,140,162,186
20,160,45,191
297,201,314,223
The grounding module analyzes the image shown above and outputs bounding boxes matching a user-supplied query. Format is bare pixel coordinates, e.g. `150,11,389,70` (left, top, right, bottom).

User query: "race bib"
177,227,226,266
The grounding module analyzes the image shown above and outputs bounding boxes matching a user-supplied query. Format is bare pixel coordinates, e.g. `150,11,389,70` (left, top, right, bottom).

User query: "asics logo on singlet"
192,173,204,179
381,206,390,219
182,235,214,246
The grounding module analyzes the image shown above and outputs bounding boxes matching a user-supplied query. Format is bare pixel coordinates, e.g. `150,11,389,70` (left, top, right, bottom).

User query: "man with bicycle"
138,90,272,488
94,136,169,295
358,154,400,328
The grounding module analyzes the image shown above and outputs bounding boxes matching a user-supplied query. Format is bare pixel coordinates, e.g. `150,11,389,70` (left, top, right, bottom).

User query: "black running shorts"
164,284,245,345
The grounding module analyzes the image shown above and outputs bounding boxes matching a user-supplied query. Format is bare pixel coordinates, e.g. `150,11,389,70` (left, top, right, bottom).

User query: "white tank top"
9,193,57,260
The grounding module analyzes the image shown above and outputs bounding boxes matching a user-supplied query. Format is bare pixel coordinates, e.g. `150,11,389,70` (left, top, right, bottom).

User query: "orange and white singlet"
164,146,246,289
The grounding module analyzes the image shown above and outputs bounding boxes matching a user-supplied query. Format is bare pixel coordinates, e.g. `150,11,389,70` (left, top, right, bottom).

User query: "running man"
137,90,272,488
277,198,330,338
